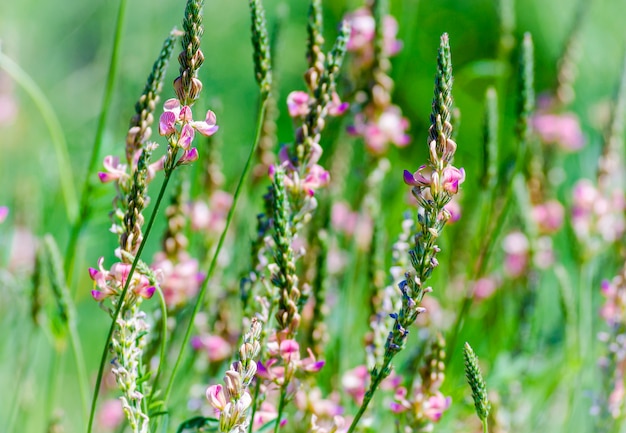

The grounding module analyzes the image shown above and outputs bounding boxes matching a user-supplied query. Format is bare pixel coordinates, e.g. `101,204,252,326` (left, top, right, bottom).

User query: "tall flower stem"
63,0,128,284
148,285,169,406
346,357,392,433
162,98,269,406
87,168,174,433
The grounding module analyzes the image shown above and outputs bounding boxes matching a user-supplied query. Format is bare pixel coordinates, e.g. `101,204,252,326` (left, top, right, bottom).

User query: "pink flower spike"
159,111,177,136
178,124,195,149
192,110,219,137
287,91,310,118
0,206,7,223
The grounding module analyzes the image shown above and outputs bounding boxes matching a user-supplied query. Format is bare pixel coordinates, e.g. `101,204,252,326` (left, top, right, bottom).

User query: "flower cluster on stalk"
344,3,409,156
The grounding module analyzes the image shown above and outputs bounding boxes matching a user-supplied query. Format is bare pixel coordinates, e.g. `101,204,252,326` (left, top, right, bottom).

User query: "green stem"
162,98,268,406
7,329,37,433
0,51,77,222
44,348,61,429
63,0,128,284
148,285,169,432
87,169,173,433
247,379,262,433
483,419,489,433
68,307,91,420
273,384,288,433
346,358,391,433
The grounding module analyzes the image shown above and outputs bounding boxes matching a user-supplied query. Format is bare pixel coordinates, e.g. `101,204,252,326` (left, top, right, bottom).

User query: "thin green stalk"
346,358,391,433
87,169,174,433
483,419,489,433
68,304,90,419
273,386,287,433
64,0,128,283
162,98,268,407
44,349,61,429
247,379,262,433
0,51,77,221
148,285,169,432
7,329,37,433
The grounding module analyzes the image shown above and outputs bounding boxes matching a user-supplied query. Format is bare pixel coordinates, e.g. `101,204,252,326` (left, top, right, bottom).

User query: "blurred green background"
1,0,626,431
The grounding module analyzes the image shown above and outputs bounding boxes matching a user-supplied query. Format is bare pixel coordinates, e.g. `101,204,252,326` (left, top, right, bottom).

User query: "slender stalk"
162,98,269,405
148,285,169,433
63,0,128,283
7,330,37,433
0,51,77,221
149,285,169,402
44,348,60,429
68,304,90,419
247,379,262,433
87,169,173,433
483,419,489,433
346,358,392,433
273,386,287,433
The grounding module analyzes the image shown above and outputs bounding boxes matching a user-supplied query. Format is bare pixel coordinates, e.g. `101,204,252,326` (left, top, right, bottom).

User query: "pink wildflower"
423,392,452,422
328,92,349,117
473,277,499,300
253,402,278,430
0,206,8,224
98,156,127,183
287,91,310,118
97,399,125,430
532,112,584,151
188,191,233,234
206,384,228,411
532,199,564,234
89,257,155,302
151,251,203,308
342,365,370,405
350,106,410,155
502,231,529,278
440,166,466,194
191,109,219,136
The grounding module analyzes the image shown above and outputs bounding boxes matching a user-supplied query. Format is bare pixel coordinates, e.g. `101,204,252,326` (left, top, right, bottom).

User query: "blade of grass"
63,0,128,285
0,51,77,222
